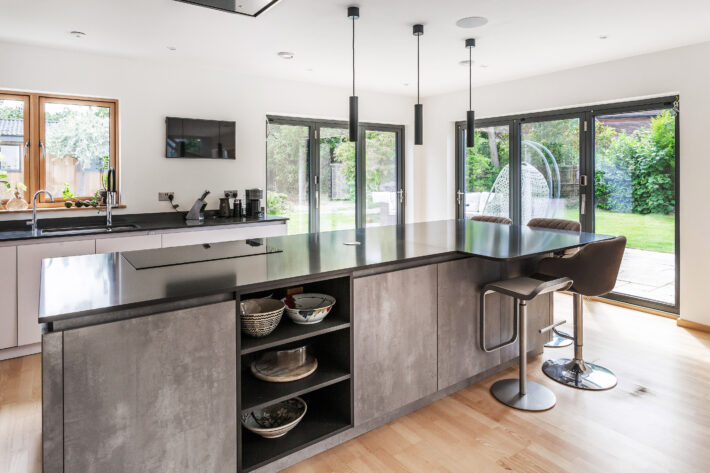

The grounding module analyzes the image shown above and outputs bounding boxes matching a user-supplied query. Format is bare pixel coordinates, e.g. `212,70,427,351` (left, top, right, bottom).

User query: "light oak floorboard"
1,294,709,473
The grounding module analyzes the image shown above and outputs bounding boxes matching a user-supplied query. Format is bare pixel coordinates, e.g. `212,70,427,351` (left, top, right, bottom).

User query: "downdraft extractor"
174,0,283,18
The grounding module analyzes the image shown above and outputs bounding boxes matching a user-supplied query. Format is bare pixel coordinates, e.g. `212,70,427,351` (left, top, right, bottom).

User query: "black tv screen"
166,117,236,159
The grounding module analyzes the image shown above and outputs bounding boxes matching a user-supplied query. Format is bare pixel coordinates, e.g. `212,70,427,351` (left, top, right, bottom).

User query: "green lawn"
563,208,674,253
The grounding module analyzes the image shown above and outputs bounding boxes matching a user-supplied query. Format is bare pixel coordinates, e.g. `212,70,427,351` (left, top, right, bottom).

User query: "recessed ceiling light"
167,46,177,51
277,51,295,60
69,31,86,38
599,35,609,40
480,64,488,69
403,83,410,87
456,17,488,29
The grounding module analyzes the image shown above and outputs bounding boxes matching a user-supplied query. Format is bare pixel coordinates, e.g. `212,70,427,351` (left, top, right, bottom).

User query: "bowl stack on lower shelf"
240,292,337,440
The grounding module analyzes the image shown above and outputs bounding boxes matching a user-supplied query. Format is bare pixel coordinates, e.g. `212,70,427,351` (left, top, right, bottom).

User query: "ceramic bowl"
281,293,336,325
241,397,307,439
240,298,285,337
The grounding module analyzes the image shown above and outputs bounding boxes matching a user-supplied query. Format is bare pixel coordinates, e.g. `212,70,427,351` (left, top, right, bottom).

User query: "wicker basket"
241,298,285,338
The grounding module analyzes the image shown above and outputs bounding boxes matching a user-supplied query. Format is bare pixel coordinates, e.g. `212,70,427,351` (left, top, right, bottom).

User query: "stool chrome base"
544,330,573,348
490,379,556,411
542,358,617,391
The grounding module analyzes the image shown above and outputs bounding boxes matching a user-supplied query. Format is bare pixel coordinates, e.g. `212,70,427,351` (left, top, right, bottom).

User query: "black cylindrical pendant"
414,104,423,145
466,110,475,148
349,95,359,142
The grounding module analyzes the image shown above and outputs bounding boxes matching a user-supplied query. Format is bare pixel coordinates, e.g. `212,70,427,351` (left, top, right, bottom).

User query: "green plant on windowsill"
62,183,101,209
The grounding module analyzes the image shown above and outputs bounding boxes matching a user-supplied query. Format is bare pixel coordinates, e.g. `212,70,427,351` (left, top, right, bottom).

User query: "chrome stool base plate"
542,358,617,391
544,331,573,348
490,379,556,412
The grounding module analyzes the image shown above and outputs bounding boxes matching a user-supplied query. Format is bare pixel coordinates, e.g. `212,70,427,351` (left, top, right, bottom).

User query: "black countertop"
0,212,287,242
39,220,612,323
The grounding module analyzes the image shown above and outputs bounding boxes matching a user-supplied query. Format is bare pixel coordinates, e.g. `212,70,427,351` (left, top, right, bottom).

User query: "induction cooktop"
122,239,281,270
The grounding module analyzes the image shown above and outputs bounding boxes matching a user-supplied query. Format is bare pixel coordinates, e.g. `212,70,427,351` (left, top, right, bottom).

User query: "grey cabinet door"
62,301,237,473
437,257,502,390
353,265,437,426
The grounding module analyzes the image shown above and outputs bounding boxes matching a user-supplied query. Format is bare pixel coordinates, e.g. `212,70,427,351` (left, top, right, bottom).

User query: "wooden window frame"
0,90,118,209
0,93,31,204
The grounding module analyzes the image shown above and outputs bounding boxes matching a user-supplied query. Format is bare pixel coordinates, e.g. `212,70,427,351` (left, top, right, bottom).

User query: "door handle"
456,190,464,206
398,189,405,205
580,194,586,215
39,140,46,160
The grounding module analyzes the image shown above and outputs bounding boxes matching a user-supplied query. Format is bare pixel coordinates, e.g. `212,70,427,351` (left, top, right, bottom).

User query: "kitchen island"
39,220,610,473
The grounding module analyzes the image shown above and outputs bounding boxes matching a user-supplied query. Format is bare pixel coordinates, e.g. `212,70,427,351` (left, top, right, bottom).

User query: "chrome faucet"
29,190,54,236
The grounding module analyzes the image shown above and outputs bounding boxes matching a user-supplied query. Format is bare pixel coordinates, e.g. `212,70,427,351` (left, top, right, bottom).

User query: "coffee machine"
245,188,263,218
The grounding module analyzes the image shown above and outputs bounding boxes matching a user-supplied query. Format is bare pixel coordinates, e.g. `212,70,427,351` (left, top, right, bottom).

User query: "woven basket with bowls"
240,298,286,338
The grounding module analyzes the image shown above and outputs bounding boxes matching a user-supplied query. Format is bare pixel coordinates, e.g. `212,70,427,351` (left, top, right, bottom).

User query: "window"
266,116,404,235
0,90,118,208
455,96,679,314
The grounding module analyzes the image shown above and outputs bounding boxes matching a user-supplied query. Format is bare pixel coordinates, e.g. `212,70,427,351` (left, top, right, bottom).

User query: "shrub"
266,192,290,215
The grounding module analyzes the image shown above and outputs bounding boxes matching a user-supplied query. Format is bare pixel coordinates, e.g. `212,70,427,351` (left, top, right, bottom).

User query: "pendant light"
413,24,424,145
465,38,476,148
348,6,360,142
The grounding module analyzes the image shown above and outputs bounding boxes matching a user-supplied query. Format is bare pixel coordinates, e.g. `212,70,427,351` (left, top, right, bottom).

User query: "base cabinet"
0,246,17,350
437,258,502,389
353,265,438,426
56,301,237,473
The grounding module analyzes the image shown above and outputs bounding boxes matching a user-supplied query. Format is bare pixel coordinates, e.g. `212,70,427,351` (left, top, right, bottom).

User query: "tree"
44,106,110,170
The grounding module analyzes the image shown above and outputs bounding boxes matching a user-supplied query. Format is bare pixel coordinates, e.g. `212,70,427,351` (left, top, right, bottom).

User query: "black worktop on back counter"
38,219,612,323
0,211,287,242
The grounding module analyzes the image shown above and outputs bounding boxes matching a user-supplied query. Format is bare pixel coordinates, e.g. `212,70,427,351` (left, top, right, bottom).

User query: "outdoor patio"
614,248,675,304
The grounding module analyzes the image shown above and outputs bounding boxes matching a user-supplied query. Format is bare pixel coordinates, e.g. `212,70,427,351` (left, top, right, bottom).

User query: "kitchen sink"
40,224,139,236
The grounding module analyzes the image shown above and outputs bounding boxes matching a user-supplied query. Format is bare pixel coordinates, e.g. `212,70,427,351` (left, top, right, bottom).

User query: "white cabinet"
96,234,162,253
17,240,95,346
0,246,17,350
161,223,287,248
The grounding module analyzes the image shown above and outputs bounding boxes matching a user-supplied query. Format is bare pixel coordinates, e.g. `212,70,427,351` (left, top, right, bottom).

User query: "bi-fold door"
456,96,679,312
266,116,405,234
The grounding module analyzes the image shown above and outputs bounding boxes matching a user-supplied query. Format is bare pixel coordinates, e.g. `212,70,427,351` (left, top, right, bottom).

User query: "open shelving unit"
238,275,353,472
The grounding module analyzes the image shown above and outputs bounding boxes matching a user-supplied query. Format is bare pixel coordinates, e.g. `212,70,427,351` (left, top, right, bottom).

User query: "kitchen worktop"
0,211,287,242
39,219,611,323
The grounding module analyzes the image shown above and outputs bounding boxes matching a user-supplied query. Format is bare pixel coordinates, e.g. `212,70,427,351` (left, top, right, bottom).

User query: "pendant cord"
352,17,356,96
417,34,420,105
469,46,472,110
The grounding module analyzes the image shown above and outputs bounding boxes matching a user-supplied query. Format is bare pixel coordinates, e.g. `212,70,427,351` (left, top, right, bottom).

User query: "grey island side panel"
60,301,237,473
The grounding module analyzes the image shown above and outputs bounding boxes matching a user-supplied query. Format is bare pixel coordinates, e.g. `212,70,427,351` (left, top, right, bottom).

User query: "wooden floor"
2,294,709,473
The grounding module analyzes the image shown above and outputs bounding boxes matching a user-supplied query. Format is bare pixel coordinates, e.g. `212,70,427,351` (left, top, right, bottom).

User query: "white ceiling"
2,0,710,97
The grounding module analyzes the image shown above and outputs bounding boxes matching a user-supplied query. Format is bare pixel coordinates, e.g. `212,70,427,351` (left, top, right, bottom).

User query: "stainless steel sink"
40,224,139,236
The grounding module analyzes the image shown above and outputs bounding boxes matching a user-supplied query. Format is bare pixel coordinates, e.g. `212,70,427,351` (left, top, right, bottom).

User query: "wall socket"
224,190,239,198
158,192,175,202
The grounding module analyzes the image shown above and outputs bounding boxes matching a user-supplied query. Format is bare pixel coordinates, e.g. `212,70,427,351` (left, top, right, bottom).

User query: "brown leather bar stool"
480,276,573,411
537,236,627,390
471,215,513,224
527,218,582,348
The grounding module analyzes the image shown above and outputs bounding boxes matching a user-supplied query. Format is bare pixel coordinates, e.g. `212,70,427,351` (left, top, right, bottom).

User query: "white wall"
0,41,415,221
420,41,710,325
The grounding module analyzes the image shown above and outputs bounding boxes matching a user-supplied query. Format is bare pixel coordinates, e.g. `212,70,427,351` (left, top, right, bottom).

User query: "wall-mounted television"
166,117,236,159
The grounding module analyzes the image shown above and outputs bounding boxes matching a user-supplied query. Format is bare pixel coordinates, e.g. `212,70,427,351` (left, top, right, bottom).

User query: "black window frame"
266,115,405,234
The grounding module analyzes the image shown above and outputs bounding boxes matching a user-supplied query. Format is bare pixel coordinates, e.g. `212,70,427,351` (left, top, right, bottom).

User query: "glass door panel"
318,127,356,232
594,109,677,306
364,129,398,227
266,123,310,235
40,99,113,200
520,118,580,225
461,125,510,220
0,95,29,202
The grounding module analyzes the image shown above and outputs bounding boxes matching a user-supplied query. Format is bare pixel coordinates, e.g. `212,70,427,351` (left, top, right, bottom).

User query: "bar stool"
471,215,513,224
538,236,627,390
480,276,573,411
527,217,582,348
